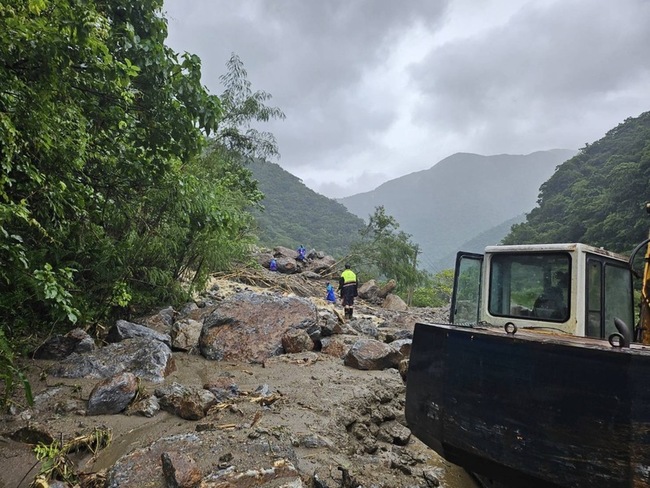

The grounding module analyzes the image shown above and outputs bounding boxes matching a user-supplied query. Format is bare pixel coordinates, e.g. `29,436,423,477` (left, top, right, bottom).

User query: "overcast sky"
163,0,650,198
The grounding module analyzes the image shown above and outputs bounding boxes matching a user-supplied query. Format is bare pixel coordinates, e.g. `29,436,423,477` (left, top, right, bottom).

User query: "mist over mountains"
337,149,577,271
250,149,577,272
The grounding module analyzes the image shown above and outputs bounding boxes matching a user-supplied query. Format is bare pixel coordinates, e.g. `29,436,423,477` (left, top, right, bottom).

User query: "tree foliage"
503,112,650,254
215,54,285,159
0,0,283,404
349,206,425,295
0,1,282,403
411,269,454,308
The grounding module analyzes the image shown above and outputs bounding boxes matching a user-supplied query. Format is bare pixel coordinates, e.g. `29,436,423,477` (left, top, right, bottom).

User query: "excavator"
405,203,650,488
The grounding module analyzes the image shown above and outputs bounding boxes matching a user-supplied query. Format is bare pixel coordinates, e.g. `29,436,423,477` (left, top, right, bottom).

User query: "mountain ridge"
248,159,365,258
338,149,577,271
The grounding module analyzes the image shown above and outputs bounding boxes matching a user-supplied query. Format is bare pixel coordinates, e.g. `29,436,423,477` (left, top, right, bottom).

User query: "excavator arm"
635,202,650,344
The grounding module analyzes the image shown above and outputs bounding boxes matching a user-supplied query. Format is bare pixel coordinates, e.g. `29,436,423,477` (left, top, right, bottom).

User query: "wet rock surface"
0,270,470,488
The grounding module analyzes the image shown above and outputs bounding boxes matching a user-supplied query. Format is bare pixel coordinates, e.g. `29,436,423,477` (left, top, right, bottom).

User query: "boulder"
32,328,95,360
282,328,314,353
199,292,318,363
378,279,397,298
349,318,379,338
358,279,379,300
170,318,202,352
106,319,172,347
321,336,356,359
276,256,298,274
179,301,199,315
106,434,204,487
308,255,337,274
382,294,408,312
155,383,217,421
49,337,175,383
127,395,160,418
161,451,202,488
135,306,176,334
344,339,402,371
87,372,138,416
273,246,297,259
319,311,340,337
389,338,412,359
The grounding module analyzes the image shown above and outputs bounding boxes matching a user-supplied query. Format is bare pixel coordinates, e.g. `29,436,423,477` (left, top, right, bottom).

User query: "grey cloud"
164,0,450,175
166,1,449,105
164,0,650,197
410,0,650,152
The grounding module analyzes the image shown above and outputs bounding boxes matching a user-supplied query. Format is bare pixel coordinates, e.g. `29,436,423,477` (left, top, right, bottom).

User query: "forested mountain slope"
503,111,650,254
432,214,526,271
338,150,576,271
248,159,365,257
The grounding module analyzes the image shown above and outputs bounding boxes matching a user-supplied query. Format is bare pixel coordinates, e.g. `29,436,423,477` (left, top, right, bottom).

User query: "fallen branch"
249,393,282,406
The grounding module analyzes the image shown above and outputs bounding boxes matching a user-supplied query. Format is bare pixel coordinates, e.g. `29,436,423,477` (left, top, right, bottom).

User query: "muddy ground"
0,274,479,488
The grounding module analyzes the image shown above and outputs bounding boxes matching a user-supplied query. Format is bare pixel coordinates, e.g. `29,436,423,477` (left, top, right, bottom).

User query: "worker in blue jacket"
326,282,336,304
296,245,306,262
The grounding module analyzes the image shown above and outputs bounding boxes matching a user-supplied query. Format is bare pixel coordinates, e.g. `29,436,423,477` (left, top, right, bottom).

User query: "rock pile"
0,268,468,488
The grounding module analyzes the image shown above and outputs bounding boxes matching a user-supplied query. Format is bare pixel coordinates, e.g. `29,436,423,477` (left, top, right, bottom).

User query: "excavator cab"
406,206,650,487
448,243,634,339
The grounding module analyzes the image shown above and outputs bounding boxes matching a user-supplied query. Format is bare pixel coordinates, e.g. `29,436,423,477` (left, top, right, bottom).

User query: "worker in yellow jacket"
338,263,358,320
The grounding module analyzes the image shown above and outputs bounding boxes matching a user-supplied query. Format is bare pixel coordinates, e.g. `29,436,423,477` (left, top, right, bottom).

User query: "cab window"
488,252,571,322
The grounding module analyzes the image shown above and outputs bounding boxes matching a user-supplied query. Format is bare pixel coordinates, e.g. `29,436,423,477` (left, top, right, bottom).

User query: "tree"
0,0,291,327
411,269,454,308
503,112,650,253
215,54,285,160
0,1,283,403
349,206,425,297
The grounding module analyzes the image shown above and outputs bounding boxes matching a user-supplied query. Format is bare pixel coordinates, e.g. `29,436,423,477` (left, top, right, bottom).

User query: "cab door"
450,252,483,325
585,255,634,339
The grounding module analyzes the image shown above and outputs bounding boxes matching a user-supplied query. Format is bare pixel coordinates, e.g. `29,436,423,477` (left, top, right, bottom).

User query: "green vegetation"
0,1,281,405
248,159,365,257
349,206,426,301
33,427,112,486
411,269,454,308
0,328,32,407
503,112,650,254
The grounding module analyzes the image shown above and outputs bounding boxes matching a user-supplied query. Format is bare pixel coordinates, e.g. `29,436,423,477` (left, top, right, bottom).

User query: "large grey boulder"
343,339,402,371
86,372,138,416
49,337,175,383
199,292,318,363
106,319,171,347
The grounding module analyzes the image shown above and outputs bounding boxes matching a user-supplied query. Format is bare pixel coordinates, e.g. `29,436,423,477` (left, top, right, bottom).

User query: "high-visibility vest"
341,269,357,284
